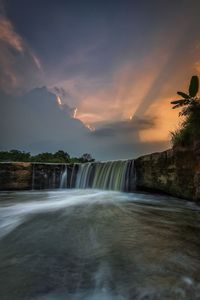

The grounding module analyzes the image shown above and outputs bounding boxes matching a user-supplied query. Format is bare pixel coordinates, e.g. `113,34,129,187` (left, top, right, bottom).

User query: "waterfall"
75,160,135,191
123,160,136,192
32,164,35,190
60,165,67,188
75,163,95,188
32,160,135,191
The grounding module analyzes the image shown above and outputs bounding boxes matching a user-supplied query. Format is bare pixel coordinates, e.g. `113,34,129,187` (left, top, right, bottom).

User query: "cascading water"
75,160,135,191
32,164,35,190
60,165,68,188
32,160,135,191
123,159,136,192
75,163,95,189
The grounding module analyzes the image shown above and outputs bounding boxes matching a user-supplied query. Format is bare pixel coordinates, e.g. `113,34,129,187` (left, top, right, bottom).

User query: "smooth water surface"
0,190,200,300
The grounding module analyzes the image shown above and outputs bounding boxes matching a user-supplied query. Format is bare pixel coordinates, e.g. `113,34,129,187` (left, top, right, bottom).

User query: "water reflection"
0,190,200,300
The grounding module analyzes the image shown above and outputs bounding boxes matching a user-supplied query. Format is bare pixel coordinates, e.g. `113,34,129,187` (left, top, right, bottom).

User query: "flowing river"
0,189,200,300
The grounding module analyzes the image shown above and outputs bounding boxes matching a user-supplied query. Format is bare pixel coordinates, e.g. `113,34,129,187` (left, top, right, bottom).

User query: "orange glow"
139,97,181,142
0,16,24,52
74,62,160,125
57,25,200,144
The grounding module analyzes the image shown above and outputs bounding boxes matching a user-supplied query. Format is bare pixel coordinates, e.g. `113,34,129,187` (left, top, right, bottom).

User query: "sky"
0,0,200,160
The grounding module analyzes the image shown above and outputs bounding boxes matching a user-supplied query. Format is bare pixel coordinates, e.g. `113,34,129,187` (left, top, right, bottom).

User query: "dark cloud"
92,116,156,138
92,128,115,138
53,86,67,98
0,87,91,155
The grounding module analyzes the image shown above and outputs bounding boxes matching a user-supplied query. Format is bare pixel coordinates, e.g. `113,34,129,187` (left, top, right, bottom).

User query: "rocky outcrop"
0,162,32,190
135,148,200,201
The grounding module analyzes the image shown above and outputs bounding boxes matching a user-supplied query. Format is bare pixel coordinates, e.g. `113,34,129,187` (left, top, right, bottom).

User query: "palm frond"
189,75,199,97
177,91,189,99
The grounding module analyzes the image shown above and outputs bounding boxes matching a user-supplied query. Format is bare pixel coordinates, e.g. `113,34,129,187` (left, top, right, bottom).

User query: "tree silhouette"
170,75,200,147
171,75,199,114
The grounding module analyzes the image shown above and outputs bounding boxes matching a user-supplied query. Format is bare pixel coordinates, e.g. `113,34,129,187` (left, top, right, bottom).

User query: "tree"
32,152,55,163
170,75,200,147
80,153,95,163
54,150,70,162
9,150,31,161
0,149,95,163
171,75,199,114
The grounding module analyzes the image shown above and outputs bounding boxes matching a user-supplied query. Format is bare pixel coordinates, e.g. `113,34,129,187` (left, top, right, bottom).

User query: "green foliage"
79,153,95,163
0,150,95,163
171,99,190,109
54,150,70,162
189,75,199,97
170,127,193,148
177,91,189,99
170,75,200,147
0,150,31,162
171,76,199,110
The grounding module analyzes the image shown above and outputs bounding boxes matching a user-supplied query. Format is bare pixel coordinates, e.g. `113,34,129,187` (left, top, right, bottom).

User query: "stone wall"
0,162,32,190
32,163,78,189
135,148,200,201
0,162,79,191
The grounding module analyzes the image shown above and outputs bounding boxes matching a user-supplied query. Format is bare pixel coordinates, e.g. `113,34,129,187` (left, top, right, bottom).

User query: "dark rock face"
32,163,78,189
0,162,79,191
32,164,65,189
135,148,200,201
0,162,32,190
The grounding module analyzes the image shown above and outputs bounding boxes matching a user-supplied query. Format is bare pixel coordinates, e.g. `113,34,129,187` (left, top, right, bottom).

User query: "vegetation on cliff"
171,75,200,147
0,150,95,163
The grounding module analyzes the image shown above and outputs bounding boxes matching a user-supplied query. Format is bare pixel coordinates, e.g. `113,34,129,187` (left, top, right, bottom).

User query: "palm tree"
171,75,199,115
170,75,200,147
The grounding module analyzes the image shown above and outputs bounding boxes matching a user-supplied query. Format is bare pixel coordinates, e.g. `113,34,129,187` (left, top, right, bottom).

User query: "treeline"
0,150,95,163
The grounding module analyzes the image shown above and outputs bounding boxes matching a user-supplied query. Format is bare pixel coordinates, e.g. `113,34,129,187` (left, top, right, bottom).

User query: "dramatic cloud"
0,86,168,160
0,0,200,159
0,12,43,92
92,116,156,138
0,15,23,51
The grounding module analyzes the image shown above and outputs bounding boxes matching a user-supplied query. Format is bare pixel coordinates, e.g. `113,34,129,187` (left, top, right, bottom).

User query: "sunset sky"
0,0,200,160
